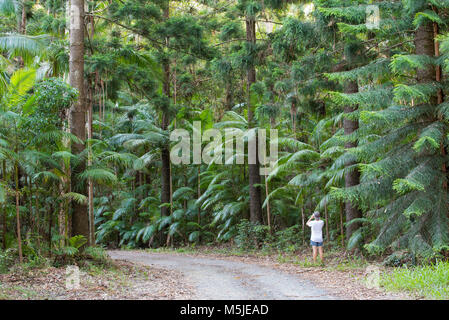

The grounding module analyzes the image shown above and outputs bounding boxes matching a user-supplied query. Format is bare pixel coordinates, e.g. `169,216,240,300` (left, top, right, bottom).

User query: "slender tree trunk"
246,17,263,224
27,177,34,238
87,77,95,246
14,162,22,263
344,80,362,242
1,202,6,250
340,202,345,247
264,176,271,232
301,207,305,245
324,201,330,242
48,203,53,251
1,160,6,250
69,0,89,241
160,3,171,222
86,10,96,246
291,99,297,135
433,17,448,190
35,189,40,253
197,166,201,224
58,183,66,246
20,3,26,34
225,81,233,110
161,146,171,216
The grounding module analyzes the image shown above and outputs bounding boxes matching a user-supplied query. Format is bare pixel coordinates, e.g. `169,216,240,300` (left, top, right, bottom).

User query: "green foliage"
0,248,18,273
235,220,271,250
381,260,449,299
22,77,77,131
272,225,304,252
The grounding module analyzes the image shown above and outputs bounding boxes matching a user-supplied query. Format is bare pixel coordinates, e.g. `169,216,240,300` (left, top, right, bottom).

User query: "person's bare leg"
318,246,324,263
312,246,317,263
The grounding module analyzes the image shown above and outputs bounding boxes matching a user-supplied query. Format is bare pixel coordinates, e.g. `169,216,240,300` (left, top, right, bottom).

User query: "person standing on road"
306,211,325,263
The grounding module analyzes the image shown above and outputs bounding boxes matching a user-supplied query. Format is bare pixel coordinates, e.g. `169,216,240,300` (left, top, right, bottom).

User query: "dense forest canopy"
1,0,449,263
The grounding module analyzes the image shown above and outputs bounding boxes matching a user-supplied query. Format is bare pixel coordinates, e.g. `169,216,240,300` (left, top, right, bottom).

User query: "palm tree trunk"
246,16,263,224
1,160,6,250
264,175,271,232
300,207,304,245
48,203,53,251
14,162,23,263
35,189,40,253
58,183,66,246
69,0,89,241
87,79,95,246
324,201,330,242
340,202,345,247
1,203,6,250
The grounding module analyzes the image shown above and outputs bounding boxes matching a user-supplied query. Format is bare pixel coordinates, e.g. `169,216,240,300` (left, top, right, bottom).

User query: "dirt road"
108,250,336,300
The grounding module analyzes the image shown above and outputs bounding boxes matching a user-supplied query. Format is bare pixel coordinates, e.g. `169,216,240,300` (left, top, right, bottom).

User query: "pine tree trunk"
415,23,435,85
415,18,447,196
69,0,89,241
344,80,362,242
246,17,263,224
432,14,448,190
160,2,172,222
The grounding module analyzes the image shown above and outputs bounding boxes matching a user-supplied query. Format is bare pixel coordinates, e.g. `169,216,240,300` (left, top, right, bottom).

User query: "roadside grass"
380,260,449,300
0,285,41,299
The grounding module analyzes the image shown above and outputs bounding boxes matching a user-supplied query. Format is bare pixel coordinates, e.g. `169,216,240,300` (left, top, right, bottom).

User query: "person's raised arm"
306,214,314,227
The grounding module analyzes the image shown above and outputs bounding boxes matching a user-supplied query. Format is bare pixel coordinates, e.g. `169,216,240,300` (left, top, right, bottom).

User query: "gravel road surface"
108,250,336,300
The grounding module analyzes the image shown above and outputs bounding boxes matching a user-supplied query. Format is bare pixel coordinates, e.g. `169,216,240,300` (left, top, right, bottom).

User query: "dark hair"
313,211,320,219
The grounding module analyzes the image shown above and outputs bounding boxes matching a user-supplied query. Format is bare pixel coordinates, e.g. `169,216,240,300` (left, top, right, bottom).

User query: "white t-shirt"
306,220,324,242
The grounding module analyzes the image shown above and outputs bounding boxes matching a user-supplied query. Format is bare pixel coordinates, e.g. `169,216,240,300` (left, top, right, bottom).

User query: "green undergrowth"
0,245,112,275
380,260,449,300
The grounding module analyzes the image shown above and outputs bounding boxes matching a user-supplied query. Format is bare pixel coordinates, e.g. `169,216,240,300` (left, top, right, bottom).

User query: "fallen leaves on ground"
0,260,194,300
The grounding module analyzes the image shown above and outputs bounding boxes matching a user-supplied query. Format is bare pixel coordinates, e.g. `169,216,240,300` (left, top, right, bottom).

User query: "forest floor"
0,259,193,299
108,247,414,300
